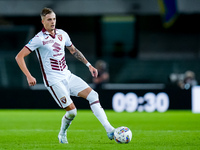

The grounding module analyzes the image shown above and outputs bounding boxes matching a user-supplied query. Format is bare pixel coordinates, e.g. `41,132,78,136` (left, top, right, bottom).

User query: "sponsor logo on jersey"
52,42,61,52
53,53,63,57
60,96,67,104
43,40,54,45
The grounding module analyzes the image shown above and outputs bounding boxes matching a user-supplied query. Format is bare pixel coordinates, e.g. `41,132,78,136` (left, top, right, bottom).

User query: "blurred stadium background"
0,0,200,111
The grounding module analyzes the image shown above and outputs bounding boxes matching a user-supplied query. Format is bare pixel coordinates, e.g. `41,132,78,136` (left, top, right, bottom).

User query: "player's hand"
27,75,36,86
89,65,98,78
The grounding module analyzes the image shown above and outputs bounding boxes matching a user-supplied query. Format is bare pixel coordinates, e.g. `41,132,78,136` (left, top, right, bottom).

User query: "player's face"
42,12,56,33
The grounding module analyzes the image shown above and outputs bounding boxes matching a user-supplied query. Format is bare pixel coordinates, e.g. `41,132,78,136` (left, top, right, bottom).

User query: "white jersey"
25,28,72,87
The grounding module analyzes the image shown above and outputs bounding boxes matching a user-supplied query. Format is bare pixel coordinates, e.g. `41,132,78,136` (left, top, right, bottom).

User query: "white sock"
59,109,77,135
90,102,114,132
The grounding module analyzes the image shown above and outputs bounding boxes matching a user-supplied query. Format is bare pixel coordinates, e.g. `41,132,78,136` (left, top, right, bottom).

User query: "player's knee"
67,108,77,119
86,90,99,104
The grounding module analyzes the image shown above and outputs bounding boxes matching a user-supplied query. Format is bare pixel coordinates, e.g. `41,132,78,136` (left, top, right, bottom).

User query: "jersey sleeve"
63,31,72,47
25,35,42,52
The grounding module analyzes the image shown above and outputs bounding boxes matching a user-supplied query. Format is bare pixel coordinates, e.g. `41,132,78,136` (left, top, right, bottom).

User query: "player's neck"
43,27,55,36
48,30,55,37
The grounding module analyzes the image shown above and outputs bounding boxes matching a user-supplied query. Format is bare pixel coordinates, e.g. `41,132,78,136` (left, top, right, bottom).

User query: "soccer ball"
114,126,132,144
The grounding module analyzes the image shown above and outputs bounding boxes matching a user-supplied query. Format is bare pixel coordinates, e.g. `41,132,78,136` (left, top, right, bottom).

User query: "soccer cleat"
58,134,68,144
107,129,115,140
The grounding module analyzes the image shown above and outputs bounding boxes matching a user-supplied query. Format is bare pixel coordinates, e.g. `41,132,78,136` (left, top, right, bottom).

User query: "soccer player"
15,7,115,144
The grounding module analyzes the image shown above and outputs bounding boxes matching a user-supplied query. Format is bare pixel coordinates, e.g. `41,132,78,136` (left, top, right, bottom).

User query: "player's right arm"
15,47,36,86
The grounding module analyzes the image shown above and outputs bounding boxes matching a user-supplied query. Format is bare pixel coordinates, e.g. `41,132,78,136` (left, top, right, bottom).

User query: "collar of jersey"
42,28,58,39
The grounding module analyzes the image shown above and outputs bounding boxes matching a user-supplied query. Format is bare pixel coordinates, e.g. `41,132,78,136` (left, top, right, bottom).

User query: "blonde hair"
40,7,54,20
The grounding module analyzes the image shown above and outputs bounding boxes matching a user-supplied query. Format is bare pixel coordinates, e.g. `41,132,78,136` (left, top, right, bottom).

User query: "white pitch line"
134,130,200,133
0,129,102,132
0,129,199,133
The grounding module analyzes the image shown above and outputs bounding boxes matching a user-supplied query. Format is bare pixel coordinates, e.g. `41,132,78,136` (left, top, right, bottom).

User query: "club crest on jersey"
58,35,62,41
60,96,67,104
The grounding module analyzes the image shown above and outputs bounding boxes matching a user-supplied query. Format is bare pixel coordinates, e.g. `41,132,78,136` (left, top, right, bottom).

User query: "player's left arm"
66,45,98,78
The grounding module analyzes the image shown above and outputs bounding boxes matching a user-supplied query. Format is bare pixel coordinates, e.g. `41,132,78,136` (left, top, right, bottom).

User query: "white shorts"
46,73,89,108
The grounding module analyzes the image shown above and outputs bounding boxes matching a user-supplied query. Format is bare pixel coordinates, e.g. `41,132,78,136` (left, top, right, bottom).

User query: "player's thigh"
47,80,73,108
69,74,90,97
78,87,92,99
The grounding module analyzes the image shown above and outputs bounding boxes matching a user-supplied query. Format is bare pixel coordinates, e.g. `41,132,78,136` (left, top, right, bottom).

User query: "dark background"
0,0,199,110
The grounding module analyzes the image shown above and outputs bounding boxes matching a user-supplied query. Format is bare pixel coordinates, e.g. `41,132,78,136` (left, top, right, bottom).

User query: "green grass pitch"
0,109,200,150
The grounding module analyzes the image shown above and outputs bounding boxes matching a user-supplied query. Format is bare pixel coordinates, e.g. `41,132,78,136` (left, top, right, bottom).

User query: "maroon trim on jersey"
25,46,32,53
36,49,49,87
66,43,73,47
90,100,100,106
50,34,55,39
42,28,46,33
50,86,63,108
42,28,56,39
